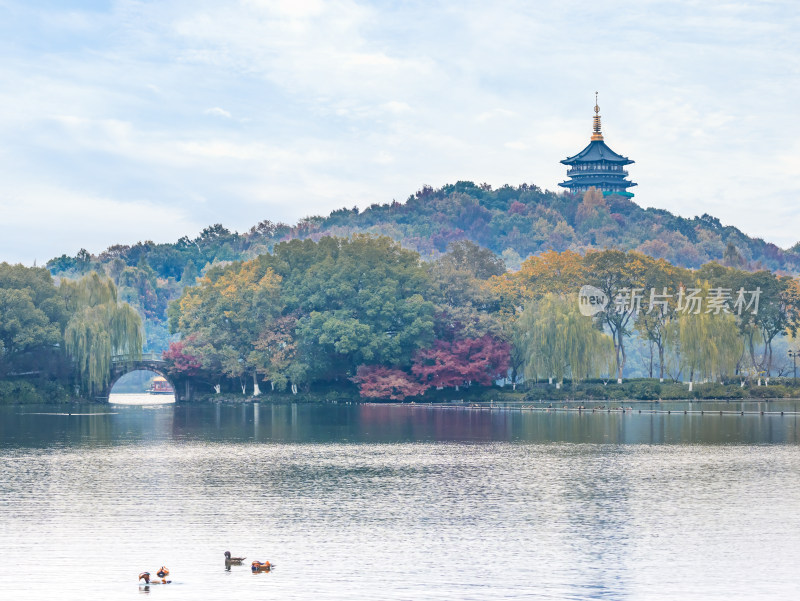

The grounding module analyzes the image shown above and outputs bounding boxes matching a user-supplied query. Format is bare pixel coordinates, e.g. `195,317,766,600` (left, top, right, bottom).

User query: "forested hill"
45,181,800,350
280,182,800,273
50,181,800,277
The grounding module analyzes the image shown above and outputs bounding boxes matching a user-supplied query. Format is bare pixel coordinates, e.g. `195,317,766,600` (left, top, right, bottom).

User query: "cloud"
204,107,232,118
476,109,517,123
372,151,394,165
0,183,205,264
1,0,800,264
243,0,327,19
383,101,412,114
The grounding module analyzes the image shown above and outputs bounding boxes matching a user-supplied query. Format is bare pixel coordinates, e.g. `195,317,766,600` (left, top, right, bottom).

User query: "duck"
139,567,171,584
224,551,246,564
251,560,272,572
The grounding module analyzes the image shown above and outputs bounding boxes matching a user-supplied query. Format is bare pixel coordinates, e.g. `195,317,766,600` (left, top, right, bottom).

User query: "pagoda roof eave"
559,177,637,185
561,140,633,165
558,180,638,188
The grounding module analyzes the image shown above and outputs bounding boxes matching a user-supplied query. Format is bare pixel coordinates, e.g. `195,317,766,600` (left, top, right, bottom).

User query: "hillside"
46,182,800,351
306,182,800,273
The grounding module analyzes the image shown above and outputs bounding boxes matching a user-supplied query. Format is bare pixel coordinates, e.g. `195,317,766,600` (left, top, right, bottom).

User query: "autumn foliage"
162,334,205,376
351,365,429,400
411,335,511,389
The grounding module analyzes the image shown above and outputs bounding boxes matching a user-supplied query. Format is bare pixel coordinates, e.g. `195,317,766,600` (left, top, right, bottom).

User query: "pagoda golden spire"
591,91,603,141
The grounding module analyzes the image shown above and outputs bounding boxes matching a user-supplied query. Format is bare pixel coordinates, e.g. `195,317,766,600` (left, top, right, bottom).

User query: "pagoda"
559,94,637,197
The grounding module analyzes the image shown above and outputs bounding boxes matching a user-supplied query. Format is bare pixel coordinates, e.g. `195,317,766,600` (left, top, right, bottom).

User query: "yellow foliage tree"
484,249,587,317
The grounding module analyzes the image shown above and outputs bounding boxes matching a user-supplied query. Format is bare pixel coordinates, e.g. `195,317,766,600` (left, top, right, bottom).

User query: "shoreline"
6,378,800,405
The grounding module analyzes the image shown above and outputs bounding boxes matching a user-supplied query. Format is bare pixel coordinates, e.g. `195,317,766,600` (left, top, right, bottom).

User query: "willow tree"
516,294,614,387
665,311,743,385
61,272,142,395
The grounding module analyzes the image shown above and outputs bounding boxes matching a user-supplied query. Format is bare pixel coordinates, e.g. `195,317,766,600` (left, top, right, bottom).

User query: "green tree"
437,240,506,279
0,264,66,375
695,263,800,376
740,272,800,375
181,260,198,284
61,272,142,395
428,243,504,342
169,236,438,392
665,311,743,384
251,315,300,391
634,259,689,380
270,236,436,384
172,258,283,394
584,250,652,382
515,294,614,387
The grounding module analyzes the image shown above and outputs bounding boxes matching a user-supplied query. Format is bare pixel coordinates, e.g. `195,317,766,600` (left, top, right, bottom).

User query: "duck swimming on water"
139,567,170,584
224,551,246,564
251,560,272,572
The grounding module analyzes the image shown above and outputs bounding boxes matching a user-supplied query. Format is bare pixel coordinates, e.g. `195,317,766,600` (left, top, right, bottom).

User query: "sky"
0,0,798,265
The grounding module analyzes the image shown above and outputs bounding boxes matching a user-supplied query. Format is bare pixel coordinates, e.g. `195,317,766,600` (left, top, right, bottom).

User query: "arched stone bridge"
102,353,191,401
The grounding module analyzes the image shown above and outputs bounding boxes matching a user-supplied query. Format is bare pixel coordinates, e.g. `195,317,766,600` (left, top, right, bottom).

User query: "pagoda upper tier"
558,95,637,197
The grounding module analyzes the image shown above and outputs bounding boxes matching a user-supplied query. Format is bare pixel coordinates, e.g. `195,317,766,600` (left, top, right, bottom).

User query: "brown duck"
224,551,246,564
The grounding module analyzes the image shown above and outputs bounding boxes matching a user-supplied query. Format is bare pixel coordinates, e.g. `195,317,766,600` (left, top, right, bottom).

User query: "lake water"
1,400,799,600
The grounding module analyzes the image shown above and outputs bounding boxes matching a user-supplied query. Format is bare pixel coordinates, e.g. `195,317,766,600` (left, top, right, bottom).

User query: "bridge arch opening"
109,369,176,405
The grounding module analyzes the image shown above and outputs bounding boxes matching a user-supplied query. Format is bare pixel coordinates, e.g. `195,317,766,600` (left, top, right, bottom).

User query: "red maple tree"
411,335,510,389
351,365,429,400
162,335,205,376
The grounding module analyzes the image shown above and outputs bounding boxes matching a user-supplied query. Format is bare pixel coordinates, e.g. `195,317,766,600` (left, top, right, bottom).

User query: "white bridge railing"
111,352,165,363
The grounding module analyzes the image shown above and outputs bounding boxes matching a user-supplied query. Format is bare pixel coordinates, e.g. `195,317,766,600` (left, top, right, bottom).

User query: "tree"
162,332,226,392
168,236,439,393
722,241,746,268
411,335,510,390
584,250,653,381
351,365,429,400
0,289,61,358
429,245,505,344
486,249,587,316
171,258,284,394
515,294,614,387
437,240,506,279
633,258,688,381
273,236,436,382
75,248,92,273
695,264,800,376
736,272,800,375
61,272,142,395
181,260,198,284
248,315,298,391
162,334,205,376
0,263,66,375
574,187,612,232
665,311,744,384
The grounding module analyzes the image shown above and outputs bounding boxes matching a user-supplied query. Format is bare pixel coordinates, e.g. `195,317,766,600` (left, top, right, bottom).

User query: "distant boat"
148,376,174,395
